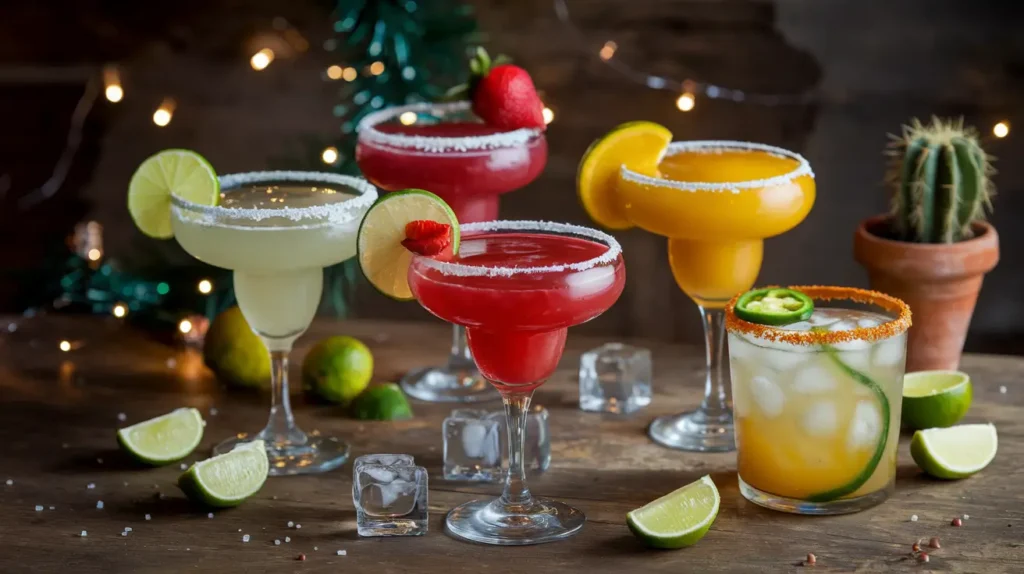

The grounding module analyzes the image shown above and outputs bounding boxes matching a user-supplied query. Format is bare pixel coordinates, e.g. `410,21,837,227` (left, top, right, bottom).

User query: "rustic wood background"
1,0,1023,350
2,315,1023,573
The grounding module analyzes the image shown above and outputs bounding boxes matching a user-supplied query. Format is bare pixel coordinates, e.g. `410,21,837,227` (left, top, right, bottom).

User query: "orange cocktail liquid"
620,148,815,308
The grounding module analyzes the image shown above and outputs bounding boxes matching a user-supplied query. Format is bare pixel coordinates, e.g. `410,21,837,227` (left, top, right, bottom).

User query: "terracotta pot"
853,215,999,372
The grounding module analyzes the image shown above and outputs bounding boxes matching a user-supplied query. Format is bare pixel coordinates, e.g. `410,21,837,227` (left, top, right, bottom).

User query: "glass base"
214,431,350,476
445,497,585,546
739,476,890,515
648,409,735,452
401,366,499,403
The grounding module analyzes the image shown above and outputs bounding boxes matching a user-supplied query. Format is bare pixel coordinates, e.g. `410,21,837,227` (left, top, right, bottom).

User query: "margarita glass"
616,141,815,452
171,171,377,475
725,286,911,514
408,220,625,545
356,101,547,403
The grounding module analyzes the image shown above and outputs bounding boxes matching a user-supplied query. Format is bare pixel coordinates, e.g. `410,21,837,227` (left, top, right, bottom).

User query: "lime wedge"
911,423,997,479
626,475,719,549
128,149,219,239
116,407,204,465
902,370,972,430
177,440,269,507
356,189,459,301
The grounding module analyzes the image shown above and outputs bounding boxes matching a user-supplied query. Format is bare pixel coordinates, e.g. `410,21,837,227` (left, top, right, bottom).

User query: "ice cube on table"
800,400,839,437
352,454,427,537
847,400,883,450
791,364,839,394
579,343,652,414
749,375,784,418
443,409,502,482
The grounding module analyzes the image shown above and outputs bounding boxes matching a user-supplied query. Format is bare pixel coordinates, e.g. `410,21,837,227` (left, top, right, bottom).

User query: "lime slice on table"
356,189,460,301
577,121,672,230
177,440,269,508
734,287,814,326
626,475,720,549
911,423,997,479
128,149,219,239
902,370,973,430
116,407,205,466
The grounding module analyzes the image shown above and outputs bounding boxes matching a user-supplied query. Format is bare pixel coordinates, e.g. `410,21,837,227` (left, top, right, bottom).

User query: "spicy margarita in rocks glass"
356,101,547,403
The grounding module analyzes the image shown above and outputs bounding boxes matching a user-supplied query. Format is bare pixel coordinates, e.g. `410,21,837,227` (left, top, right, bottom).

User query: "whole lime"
301,336,374,405
203,306,270,389
350,383,413,421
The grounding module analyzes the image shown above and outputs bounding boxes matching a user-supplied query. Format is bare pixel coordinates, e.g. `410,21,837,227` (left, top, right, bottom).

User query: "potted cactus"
854,117,1000,372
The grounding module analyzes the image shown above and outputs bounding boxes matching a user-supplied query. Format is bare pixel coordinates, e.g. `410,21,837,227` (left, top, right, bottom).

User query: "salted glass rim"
356,101,543,153
619,140,814,192
414,220,622,278
169,171,378,224
724,285,912,346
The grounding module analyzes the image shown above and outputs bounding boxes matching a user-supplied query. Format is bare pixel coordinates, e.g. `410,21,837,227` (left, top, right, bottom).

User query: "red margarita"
408,220,625,545
356,101,547,223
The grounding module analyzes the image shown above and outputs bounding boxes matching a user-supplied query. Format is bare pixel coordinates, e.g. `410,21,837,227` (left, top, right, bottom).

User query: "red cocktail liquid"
355,122,547,223
408,232,625,393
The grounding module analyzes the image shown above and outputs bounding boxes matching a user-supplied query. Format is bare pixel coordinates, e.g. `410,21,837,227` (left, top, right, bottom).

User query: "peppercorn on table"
1,315,1022,573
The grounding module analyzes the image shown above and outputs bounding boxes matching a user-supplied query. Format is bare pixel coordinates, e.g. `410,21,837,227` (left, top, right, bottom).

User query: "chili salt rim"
619,140,814,193
356,101,542,153
724,285,911,345
171,171,378,225
415,220,621,278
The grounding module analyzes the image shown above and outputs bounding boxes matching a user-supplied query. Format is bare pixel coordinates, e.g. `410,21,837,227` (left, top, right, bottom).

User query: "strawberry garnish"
446,47,545,131
401,220,452,256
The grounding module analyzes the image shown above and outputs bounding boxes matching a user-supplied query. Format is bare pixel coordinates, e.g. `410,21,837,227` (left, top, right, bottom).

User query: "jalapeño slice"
734,288,814,326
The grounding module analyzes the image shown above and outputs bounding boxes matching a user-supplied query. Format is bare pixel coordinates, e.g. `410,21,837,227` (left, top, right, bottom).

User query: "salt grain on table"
80,531,88,537
337,550,347,556
295,524,301,529
34,505,43,511
87,483,95,489
207,512,214,519
999,386,1007,394
5,479,12,486
145,514,151,521
117,413,127,421
285,537,291,543
180,463,188,470
275,539,281,545
242,534,250,543
96,501,104,509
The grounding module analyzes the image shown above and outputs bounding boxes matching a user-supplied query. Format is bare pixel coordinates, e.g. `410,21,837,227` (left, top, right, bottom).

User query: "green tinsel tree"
330,0,479,172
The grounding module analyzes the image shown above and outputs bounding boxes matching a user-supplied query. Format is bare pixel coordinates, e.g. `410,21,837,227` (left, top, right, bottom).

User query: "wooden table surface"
2,315,1022,573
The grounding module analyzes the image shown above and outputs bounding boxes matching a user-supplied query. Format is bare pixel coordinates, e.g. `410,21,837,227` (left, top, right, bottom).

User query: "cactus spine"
886,117,995,243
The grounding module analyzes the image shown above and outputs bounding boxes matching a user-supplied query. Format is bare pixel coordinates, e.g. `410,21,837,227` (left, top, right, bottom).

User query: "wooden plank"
1,316,1022,572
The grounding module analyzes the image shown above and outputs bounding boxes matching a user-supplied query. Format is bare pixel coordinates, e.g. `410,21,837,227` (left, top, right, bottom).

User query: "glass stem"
260,349,304,445
499,391,535,510
697,307,731,419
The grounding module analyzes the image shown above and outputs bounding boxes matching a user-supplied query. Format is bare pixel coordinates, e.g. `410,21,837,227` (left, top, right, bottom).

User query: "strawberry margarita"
408,220,625,545
355,100,547,403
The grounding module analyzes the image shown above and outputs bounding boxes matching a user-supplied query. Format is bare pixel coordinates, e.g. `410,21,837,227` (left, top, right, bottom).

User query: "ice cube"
808,313,840,328
352,454,428,537
840,350,873,372
873,336,906,367
443,409,502,481
791,364,838,394
800,401,839,437
749,375,784,417
780,321,813,332
579,343,652,414
761,346,811,371
847,400,882,450
831,338,871,352
857,318,881,328
828,320,857,332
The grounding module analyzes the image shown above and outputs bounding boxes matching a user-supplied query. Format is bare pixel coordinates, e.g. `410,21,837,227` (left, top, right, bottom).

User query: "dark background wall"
1,0,1021,352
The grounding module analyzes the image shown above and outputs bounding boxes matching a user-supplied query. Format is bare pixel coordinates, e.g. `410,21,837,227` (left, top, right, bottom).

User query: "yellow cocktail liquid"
618,145,815,308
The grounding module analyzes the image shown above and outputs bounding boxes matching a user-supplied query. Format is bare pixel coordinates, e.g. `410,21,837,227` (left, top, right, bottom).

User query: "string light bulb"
326,65,343,80
103,65,123,103
197,279,213,294
542,107,555,125
369,61,385,76
599,41,617,61
250,48,275,71
152,98,176,127
112,303,127,318
179,319,193,334
59,340,72,352
993,121,1009,138
342,67,358,81
87,248,101,262
321,146,339,164
676,92,696,112
399,111,417,125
